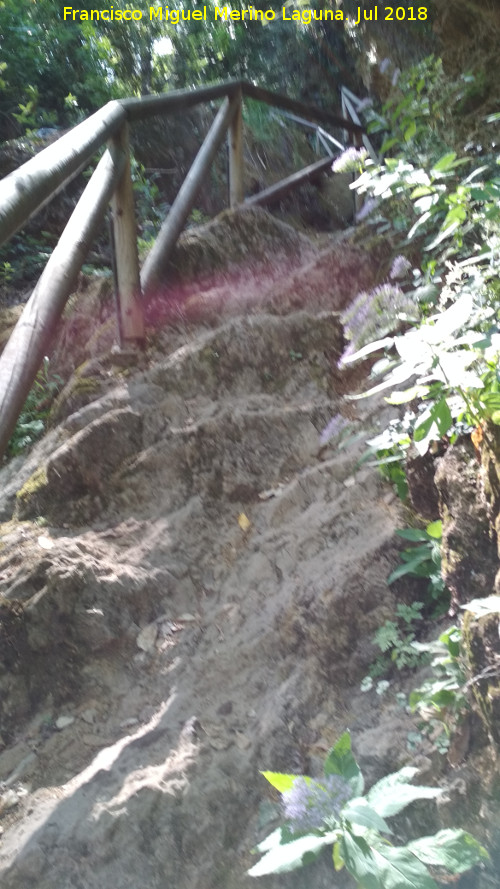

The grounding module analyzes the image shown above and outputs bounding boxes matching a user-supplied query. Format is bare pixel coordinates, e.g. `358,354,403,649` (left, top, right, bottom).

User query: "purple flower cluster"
319,413,349,446
339,282,416,364
389,255,412,280
332,146,367,174
282,775,351,832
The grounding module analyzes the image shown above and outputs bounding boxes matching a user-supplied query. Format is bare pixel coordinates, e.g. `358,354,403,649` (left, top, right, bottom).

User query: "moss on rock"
15,467,49,519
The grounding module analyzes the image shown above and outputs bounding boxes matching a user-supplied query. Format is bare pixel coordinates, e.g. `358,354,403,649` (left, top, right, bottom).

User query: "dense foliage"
0,0,440,139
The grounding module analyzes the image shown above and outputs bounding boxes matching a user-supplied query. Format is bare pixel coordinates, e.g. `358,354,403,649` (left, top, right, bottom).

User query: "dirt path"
0,211,412,889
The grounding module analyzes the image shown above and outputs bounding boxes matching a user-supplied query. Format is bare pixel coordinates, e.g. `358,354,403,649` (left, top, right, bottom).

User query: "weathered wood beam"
120,79,242,121
109,124,145,345
0,143,126,461
241,83,364,137
0,101,126,247
244,156,333,208
141,94,240,298
228,87,244,207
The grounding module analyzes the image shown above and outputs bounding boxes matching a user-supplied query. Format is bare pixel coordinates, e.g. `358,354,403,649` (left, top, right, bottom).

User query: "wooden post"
109,124,145,345
228,87,244,207
141,93,239,299
0,145,125,461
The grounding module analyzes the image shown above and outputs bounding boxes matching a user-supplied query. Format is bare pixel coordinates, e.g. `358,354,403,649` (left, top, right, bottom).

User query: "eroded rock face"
435,434,500,758
435,438,498,610
16,407,143,523
405,447,443,521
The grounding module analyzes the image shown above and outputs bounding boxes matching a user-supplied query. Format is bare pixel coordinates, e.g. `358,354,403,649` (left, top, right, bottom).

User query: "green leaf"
388,553,433,583
480,392,500,410
332,840,344,871
366,767,442,818
260,772,298,793
461,596,500,619
340,336,394,365
439,626,461,657
411,284,439,303
386,385,430,405
396,528,429,542
324,732,363,795
400,547,430,563
425,220,460,251
343,797,392,835
413,408,436,443
407,828,489,873
370,844,439,889
429,688,459,708
426,520,442,539
414,398,452,444
248,831,338,876
433,398,453,437
432,152,457,174
255,828,283,854
380,136,400,154
340,830,383,889
404,120,417,142
407,209,432,240
411,185,434,199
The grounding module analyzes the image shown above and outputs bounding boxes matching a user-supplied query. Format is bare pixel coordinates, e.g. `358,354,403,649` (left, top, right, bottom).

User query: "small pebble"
120,718,139,728
55,716,75,731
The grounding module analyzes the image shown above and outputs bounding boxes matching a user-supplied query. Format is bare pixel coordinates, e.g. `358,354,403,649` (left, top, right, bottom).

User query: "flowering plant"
248,731,488,886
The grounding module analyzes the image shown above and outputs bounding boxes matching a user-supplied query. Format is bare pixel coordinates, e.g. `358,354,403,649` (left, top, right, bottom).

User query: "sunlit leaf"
366,767,442,817
426,520,442,539
432,152,457,174
408,829,489,873
260,772,298,793
461,596,500,619
343,798,392,835
248,831,337,876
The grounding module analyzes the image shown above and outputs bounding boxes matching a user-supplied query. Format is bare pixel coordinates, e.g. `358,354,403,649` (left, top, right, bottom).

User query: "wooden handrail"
0,143,126,458
0,80,363,250
0,78,365,461
120,79,242,121
242,82,363,136
0,101,126,247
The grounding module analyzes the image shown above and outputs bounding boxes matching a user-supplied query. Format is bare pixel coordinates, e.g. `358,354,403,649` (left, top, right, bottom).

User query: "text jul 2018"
62,7,429,25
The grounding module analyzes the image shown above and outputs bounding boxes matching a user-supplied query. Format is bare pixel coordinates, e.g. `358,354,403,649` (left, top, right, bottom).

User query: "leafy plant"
248,731,488,886
345,287,500,457
388,520,448,608
410,626,468,755
363,418,412,501
6,357,62,457
370,601,427,676
0,261,13,284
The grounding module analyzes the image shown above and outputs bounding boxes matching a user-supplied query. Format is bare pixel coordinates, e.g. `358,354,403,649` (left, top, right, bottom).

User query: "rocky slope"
0,208,467,888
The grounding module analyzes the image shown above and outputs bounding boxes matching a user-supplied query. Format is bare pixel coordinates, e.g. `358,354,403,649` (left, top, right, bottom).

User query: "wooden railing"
0,79,364,459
